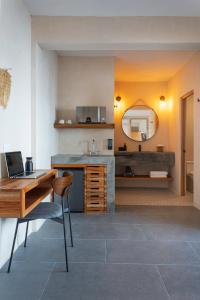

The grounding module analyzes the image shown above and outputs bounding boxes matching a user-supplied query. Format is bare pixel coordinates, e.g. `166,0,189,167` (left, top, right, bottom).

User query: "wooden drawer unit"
85,165,107,212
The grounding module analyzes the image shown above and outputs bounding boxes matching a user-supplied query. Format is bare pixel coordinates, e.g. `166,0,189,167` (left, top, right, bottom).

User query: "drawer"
85,198,106,212
85,187,105,194
86,175,105,182
86,197,105,205
86,177,105,183
86,206,106,212
86,166,105,172
86,179,105,188
86,166,106,177
86,193,105,200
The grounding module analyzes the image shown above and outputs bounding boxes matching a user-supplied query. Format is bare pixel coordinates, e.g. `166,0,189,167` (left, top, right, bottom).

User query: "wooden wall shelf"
54,123,114,129
115,175,173,181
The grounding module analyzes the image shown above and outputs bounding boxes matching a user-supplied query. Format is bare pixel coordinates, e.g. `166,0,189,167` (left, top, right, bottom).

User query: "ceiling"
115,51,197,82
58,50,197,82
23,0,200,16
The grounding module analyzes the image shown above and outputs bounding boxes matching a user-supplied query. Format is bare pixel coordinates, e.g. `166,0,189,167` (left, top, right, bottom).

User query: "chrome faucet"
88,138,98,156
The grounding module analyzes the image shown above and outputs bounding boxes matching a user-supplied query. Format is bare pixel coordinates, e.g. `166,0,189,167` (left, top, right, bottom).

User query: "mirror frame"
121,104,159,142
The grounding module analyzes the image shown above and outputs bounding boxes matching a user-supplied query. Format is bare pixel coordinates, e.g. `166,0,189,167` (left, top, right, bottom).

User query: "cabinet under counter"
51,154,115,212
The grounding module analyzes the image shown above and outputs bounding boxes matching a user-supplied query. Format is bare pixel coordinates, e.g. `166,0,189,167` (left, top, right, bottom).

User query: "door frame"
180,90,194,196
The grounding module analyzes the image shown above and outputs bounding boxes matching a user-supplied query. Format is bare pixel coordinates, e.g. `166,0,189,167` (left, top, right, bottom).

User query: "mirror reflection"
122,105,159,142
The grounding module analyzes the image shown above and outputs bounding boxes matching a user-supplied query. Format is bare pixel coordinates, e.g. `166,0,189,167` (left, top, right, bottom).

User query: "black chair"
7,172,73,273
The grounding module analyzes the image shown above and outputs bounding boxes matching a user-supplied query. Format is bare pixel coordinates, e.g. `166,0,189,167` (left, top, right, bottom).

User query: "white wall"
167,53,200,207
35,46,58,168
57,56,114,155
0,0,31,268
0,2,60,268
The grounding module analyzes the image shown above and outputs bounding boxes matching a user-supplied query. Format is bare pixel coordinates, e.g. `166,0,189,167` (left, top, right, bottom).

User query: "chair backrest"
52,172,73,197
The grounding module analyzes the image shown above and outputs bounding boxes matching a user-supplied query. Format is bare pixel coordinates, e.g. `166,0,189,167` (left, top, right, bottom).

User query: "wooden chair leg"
7,220,19,273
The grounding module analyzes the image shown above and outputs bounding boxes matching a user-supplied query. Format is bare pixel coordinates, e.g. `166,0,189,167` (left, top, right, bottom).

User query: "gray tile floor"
1,206,200,299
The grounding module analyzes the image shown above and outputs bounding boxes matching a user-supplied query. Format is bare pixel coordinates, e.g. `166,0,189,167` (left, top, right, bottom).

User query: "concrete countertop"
51,154,115,165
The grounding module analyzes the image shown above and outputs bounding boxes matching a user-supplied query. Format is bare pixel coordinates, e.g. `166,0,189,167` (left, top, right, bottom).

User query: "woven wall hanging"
0,68,12,108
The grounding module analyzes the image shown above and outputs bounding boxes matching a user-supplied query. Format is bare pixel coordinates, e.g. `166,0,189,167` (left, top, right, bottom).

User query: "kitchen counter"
51,154,115,211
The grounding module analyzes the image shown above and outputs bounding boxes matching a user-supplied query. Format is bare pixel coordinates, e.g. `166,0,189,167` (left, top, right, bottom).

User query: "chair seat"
22,202,62,221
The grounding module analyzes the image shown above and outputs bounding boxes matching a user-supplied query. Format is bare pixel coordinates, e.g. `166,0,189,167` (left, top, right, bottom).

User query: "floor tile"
41,262,169,300
116,205,197,215
159,265,200,300
0,260,54,273
141,223,200,241
189,242,200,259
14,238,106,263
0,262,54,300
32,220,71,238
72,222,147,240
106,239,200,265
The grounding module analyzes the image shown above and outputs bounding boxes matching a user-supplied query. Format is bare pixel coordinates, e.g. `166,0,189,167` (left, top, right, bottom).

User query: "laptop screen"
5,151,24,177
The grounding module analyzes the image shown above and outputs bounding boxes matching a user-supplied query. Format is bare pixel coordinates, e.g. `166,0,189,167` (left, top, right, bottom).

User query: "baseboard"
193,202,200,210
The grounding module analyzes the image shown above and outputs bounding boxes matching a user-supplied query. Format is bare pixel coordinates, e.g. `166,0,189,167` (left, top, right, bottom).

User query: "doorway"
181,91,194,196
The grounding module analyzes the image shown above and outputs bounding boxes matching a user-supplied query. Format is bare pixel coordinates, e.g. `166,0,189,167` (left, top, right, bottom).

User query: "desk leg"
7,220,19,273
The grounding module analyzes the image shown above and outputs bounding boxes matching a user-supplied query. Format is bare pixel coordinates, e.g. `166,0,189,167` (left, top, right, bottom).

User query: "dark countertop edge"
115,151,175,156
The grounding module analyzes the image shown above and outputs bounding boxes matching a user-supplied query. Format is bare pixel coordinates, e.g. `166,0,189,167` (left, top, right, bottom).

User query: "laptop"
5,151,45,179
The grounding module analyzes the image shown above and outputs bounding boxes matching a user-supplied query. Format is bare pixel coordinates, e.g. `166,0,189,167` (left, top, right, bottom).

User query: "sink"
68,154,100,161
68,156,83,162
81,152,101,157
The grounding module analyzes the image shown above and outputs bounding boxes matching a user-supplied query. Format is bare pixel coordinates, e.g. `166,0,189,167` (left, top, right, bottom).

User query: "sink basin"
67,154,103,162
68,156,83,161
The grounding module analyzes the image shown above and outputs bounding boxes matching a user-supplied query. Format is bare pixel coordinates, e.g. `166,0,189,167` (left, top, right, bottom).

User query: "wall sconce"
159,95,167,108
114,96,121,109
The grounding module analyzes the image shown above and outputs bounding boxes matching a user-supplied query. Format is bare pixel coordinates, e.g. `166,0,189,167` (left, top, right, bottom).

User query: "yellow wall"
167,53,200,204
185,95,194,162
114,81,168,152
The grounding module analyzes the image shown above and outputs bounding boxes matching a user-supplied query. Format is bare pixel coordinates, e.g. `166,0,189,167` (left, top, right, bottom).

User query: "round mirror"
122,105,159,142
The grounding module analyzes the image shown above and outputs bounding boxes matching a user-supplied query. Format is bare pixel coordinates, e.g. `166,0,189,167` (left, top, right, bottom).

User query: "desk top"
0,169,57,192
0,169,57,218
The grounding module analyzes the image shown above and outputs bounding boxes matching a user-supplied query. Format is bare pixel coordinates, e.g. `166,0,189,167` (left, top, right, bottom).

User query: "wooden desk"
0,169,57,218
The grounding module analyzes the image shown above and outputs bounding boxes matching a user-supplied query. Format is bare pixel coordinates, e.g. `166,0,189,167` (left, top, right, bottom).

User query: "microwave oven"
76,106,106,123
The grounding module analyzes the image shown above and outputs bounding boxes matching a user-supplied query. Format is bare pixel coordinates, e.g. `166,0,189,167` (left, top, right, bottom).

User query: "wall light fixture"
159,95,167,108
114,96,121,108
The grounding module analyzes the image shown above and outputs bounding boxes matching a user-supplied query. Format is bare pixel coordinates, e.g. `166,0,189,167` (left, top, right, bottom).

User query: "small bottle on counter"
138,144,142,152
25,157,33,173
